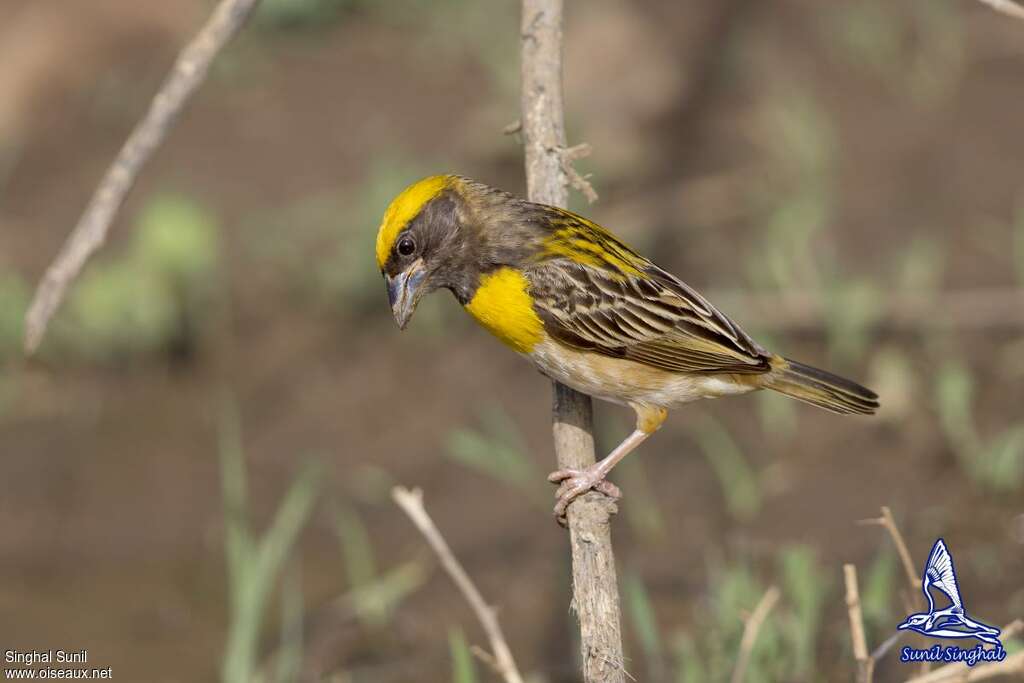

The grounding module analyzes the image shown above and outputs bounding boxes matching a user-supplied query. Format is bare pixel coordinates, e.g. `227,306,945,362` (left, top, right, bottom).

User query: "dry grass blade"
1000,619,1024,640
975,0,1024,20
858,510,1023,683
22,0,261,354
730,585,781,683
844,565,874,683
904,650,1024,683
557,143,598,204
858,506,931,675
392,487,525,683
870,631,905,663
858,507,918,597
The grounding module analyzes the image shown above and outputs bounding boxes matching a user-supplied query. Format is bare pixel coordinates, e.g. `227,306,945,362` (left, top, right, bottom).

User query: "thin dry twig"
852,593,1024,683
392,487,525,683
871,631,906,663
470,645,505,677
1000,619,1024,641
905,649,1024,683
975,0,1024,21
859,506,933,676
857,511,1024,683
858,506,919,598
730,585,781,683
22,0,261,355
845,565,875,683
556,143,599,203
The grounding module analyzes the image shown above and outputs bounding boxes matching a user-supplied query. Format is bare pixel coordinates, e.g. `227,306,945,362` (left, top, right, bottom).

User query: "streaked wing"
527,258,771,374
924,540,962,609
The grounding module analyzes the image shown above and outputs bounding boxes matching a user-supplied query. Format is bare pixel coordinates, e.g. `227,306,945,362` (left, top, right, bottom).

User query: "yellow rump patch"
375,175,453,269
465,268,544,354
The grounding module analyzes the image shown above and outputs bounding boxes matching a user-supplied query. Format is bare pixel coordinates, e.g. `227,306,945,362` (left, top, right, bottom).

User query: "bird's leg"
548,430,647,516
548,405,667,524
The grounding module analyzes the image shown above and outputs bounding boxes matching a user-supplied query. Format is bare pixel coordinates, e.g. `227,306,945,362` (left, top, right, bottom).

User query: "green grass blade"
624,572,664,675
445,405,536,492
253,462,322,601
223,459,321,683
861,549,896,638
349,561,428,626
985,426,1024,491
274,565,304,683
671,631,705,683
448,627,479,683
696,417,760,521
334,504,378,589
935,361,978,452
218,399,252,603
618,457,666,542
779,546,829,678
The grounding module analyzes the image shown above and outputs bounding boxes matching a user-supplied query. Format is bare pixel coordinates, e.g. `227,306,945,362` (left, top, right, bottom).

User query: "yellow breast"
464,267,544,354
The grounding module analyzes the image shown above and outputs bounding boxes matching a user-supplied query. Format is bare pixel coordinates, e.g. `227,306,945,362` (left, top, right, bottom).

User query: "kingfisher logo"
897,539,1005,667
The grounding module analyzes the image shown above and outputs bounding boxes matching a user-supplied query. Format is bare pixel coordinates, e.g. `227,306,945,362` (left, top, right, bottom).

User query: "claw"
548,466,621,525
547,468,577,483
544,423,654,526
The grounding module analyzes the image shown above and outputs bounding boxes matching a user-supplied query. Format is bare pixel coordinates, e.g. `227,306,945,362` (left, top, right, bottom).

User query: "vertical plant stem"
731,586,781,683
844,564,874,683
519,2,626,681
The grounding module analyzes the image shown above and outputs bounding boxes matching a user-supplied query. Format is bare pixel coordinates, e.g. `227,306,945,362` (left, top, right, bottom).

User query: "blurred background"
2,0,1023,681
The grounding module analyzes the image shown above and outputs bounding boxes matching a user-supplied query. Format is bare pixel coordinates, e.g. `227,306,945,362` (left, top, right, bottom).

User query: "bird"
898,539,1002,645
376,174,879,522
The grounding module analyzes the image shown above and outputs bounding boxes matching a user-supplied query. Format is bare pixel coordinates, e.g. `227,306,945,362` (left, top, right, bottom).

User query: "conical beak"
385,260,427,330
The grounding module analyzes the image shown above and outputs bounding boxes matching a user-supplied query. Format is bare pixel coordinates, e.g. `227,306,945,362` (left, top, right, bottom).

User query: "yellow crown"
375,175,454,269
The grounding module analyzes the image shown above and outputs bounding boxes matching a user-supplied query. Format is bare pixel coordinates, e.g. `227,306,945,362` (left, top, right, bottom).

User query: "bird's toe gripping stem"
547,467,622,526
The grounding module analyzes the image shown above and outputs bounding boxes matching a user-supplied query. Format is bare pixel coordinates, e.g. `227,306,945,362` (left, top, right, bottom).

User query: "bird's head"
374,174,532,329
898,614,930,630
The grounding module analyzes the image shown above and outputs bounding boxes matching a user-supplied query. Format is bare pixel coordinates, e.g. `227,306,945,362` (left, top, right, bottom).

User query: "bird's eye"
397,236,416,256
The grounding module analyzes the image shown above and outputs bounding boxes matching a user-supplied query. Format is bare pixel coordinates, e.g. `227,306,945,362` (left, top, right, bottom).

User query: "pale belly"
527,337,758,409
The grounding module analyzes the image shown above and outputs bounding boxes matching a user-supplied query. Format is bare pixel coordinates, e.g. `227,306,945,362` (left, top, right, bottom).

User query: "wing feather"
925,540,963,609
528,257,771,375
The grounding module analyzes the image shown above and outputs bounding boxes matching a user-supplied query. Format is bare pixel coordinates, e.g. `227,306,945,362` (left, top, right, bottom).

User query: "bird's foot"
547,466,621,526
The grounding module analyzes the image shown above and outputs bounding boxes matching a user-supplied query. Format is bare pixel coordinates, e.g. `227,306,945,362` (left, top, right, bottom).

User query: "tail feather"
766,358,879,415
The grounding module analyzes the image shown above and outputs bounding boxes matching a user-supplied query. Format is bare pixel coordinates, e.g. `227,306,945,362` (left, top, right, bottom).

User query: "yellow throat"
464,268,544,354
